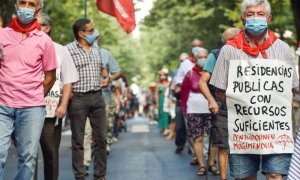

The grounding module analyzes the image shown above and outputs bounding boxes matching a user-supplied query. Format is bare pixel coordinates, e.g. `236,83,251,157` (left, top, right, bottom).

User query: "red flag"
96,0,136,34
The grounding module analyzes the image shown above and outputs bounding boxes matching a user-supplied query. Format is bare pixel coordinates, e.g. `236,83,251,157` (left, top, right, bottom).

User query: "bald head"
222,28,241,43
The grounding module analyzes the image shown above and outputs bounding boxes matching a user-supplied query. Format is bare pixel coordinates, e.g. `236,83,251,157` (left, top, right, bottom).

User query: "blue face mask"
84,31,98,45
17,7,35,25
245,18,268,36
196,59,206,68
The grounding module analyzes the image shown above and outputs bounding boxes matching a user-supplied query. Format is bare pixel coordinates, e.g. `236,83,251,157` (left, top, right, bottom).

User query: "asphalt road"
4,116,267,180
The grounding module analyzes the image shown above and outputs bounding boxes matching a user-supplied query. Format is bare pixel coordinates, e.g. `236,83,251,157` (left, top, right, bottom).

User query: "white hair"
179,52,189,61
17,0,44,8
192,47,208,57
241,0,271,17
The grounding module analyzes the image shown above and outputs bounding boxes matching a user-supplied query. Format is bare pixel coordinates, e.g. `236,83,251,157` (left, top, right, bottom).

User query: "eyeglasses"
83,28,95,33
18,0,39,10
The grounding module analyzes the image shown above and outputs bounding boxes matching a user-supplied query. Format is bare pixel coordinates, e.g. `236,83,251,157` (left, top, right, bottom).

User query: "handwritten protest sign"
226,59,294,154
45,67,61,118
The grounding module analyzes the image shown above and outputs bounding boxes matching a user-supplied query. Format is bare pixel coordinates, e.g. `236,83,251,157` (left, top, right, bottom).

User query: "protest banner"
45,67,61,118
226,59,294,154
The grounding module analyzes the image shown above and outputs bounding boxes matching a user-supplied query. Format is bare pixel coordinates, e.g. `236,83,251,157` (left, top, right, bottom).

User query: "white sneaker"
112,137,119,142
163,129,170,135
106,145,111,155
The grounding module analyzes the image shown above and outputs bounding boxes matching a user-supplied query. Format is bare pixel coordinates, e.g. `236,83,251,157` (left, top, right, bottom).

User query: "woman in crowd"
180,48,220,176
155,69,170,134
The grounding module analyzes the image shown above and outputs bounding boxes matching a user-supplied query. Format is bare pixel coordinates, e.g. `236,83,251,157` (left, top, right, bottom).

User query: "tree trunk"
291,0,300,42
291,0,300,91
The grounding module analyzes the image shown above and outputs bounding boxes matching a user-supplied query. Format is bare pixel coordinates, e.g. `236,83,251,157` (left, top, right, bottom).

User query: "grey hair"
241,0,271,17
221,27,241,43
37,13,52,26
17,0,44,8
193,47,208,57
179,52,189,61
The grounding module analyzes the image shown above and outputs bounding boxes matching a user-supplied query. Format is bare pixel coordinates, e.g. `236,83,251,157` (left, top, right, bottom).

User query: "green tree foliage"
0,0,16,27
42,0,144,84
142,0,297,84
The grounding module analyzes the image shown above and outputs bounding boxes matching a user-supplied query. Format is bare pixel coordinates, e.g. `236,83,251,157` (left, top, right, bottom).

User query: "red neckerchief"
188,56,195,63
8,17,41,37
192,65,202,72
226,30,277,59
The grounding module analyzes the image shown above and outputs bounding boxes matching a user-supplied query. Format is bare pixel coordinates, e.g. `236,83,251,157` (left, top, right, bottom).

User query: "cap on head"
159,68,169,75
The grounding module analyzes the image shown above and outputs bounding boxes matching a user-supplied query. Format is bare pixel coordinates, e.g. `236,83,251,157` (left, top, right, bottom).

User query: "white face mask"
196,58,207,68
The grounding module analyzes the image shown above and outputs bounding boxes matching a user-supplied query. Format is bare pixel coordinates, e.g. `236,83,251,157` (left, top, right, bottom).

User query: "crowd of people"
0,0,131,180
1,0,300,180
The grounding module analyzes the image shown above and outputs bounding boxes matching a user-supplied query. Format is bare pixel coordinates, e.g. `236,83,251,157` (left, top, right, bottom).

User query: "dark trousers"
39,117,62,180
113,113,119,138
68,90,107,180
175,100,186,149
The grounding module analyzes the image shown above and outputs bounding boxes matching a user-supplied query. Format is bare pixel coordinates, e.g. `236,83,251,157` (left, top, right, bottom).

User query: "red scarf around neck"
8,17,41,37
192,65,203,72
188,56,196,63
226,30,277,59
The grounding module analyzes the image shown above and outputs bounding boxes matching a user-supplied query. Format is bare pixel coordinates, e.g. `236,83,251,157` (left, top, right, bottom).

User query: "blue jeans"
229,153,292,179
0,105,45,180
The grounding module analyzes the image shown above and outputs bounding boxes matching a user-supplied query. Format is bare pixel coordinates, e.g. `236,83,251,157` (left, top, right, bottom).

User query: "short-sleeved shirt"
66,41,103,93
100,48,121,103
0,28,57,108
100,48,121,74
45,43,79,117
175,59,194,85
204,53,217,73
210,39,299,90
54,43,79,86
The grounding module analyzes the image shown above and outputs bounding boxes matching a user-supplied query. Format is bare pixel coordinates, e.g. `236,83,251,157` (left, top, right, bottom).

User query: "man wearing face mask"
66,18,109,180
0,0,58,179
210,0,299,179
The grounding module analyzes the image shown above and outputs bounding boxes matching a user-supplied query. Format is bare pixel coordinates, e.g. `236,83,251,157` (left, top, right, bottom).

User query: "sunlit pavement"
5,115,266,180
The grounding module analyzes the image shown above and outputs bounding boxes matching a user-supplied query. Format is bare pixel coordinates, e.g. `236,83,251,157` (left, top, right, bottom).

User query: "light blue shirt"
203,53,216,74
100,48,121,104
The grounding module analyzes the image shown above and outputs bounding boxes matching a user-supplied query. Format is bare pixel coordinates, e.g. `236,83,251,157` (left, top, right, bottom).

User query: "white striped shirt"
288,128,300,180
66,41,103,93
210,38,299,89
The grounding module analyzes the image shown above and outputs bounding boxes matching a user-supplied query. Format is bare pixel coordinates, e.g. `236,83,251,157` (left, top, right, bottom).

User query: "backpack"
208,48,221,97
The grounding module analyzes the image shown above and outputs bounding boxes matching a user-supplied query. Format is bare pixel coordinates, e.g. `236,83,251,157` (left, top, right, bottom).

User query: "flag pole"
84,0,87,18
